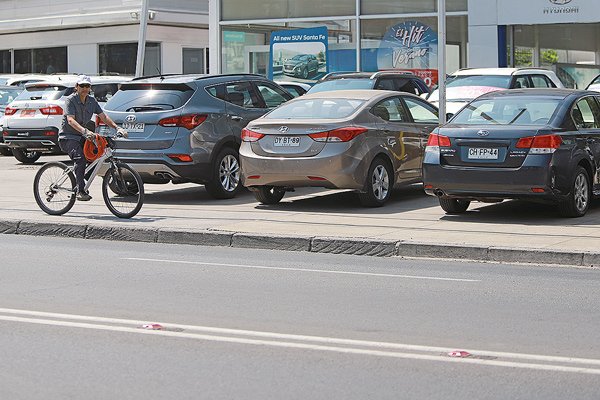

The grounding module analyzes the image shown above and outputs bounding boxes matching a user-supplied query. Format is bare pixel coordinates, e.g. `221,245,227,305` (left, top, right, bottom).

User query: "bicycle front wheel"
33,161,76,215
102,162,144,219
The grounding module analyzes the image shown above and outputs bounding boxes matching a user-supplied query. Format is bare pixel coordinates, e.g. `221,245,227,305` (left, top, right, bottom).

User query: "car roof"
130,73,265,84
320,71,418,81
299,89,406,101
451,67,555,76
478,88,586,99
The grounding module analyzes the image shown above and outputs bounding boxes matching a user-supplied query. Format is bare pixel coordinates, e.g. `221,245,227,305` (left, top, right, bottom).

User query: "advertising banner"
377,21,439,87
498,0,600,25
269,26,329,83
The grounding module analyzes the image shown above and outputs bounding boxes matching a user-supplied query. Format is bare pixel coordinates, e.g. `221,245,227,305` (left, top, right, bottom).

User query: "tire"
358,157,393,207
0,147,11,156
254,186,285,204
13,148,41,164
33,161,76,215
102,162,144,219
301,67,308,79
439,198,470,214
558,166,590,218
205,147,242,199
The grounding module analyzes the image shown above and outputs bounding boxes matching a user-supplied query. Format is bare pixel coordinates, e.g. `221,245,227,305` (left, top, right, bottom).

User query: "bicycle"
33,129,144,219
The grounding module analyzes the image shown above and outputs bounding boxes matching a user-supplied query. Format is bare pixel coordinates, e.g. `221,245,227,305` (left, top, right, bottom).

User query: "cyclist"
59,75,126,201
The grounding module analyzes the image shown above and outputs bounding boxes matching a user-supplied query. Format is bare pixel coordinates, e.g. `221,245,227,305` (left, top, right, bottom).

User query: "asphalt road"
1,235,599,399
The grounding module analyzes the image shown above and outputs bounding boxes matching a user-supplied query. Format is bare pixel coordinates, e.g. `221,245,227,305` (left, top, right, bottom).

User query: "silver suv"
100,74,293,199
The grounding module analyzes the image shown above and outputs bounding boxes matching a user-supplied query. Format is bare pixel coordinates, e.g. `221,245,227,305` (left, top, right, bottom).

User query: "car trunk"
438,124,543,168
6,100,54,129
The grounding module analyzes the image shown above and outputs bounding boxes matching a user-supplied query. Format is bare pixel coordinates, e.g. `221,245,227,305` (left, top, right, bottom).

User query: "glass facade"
99,43,161,76
222,0,355,20
14,47,67,74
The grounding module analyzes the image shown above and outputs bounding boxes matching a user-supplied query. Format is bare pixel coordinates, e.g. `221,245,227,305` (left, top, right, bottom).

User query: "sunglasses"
78,84,91,88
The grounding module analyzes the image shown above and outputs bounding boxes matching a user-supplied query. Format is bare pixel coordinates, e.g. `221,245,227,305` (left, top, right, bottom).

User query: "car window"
572,98,600,129
281,85,305,97
513,76,531,89
91,83,120,103
0,88,22,105
307,79,373,94
104,83,194,112
397,79,427,95
370,97,408,122
530,75,554,88
223,81,262,108
14,85,70,101
446,75,512,89
403,97,438,123
375,78,395,91
452,97,561,126
255,82,290,108
264,98,364,119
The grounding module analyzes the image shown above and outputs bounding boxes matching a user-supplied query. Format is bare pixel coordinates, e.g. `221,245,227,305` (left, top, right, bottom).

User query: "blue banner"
269,26,329,83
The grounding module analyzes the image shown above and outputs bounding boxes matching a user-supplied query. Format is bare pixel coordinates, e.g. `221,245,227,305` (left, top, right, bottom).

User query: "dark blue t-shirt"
59,93,103,141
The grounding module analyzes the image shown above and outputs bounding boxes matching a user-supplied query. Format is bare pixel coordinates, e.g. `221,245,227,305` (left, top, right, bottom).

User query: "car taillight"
5,107,16,115
516,134,562,154
308,127,367,142
426,133,451,148
241,128,265,142
159,114,207,130
39,105,63,115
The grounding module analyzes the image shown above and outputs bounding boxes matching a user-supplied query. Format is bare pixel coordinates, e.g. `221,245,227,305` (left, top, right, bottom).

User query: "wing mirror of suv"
446,113,454,121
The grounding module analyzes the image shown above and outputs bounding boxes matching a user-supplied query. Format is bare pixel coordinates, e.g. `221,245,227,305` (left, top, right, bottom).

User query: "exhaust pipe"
434,189,445,197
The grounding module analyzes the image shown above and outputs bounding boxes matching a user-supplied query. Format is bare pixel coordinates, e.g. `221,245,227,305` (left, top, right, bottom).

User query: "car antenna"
156,67,164,81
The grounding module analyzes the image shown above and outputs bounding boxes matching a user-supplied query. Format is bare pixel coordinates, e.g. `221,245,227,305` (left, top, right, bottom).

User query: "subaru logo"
278,126,289,133
476,130,490,137
549,0,572,4
125,114,137,123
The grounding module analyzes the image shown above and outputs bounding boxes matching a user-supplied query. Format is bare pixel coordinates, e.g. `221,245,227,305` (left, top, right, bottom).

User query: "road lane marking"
0,307,599,374
122,257,480,282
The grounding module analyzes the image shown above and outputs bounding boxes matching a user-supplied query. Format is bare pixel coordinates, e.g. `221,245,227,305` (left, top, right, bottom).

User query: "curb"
2,218,599,268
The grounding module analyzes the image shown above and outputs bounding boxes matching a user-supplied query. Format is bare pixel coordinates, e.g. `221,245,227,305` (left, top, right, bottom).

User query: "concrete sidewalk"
2,155,600,267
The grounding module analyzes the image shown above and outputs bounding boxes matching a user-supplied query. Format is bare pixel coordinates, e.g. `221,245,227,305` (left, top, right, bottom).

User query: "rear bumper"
3,127,60,152
111,152,212,184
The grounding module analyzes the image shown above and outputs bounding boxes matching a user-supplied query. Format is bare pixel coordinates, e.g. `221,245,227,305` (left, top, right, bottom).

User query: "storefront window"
183,48,207,74
222,0,354,20
14,47,67,74
362,0,467,15
0,50,10,73
99,43,160,76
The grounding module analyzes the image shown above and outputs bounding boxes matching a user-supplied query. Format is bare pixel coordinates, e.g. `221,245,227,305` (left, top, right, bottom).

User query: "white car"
276,81,311,97
586,74,600,92
3,75,131,163
428,68,565,115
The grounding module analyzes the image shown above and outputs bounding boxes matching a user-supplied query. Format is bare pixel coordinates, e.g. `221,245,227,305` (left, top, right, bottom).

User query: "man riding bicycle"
59,75,126,201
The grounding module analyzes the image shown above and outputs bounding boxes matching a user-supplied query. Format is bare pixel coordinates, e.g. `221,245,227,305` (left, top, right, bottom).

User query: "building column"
467,0,499,67
209,0,221,74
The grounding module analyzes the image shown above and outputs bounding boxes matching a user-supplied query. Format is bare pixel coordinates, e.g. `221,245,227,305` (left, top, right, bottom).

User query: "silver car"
240,90,439,206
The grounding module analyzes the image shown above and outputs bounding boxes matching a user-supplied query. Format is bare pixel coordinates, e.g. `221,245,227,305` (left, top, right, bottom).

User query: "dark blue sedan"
423,89,600,217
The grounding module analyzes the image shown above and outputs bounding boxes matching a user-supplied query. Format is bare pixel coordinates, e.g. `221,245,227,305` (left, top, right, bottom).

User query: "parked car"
423,88,600,217
308,71,430,97
283,54,319,79
240,89,439,207
100,74,293,199
428,68,565,115
0,85,23,156
586,74,600,92
2,75,131,163
276,81,311,97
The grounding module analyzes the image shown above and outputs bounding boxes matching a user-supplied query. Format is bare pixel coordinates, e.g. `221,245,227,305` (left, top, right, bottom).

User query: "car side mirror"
446,113,454,121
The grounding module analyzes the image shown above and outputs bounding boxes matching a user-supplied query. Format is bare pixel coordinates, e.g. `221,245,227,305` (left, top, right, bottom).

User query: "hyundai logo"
476,130,490,137
125,114,137,123
278,126,289,133
549,0,572,4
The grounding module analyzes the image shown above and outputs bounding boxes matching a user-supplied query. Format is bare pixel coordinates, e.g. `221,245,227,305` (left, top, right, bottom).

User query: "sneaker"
76,191,92,201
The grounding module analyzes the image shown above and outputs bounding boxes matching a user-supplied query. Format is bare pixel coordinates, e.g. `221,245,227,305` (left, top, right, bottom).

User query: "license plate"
468,147,499,160
20,109,35,117
274,136,300,147
122,122,145,133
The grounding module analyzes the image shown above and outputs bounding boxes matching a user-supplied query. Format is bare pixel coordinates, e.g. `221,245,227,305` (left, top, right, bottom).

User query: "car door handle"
230,115,243,121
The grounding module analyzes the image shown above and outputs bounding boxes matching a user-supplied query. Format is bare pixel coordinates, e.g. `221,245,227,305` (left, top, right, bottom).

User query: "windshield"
15,85,71,101
307,79,373,94
104,84,194,112
265,98,365,119
429,75,512,102
452,97,561,126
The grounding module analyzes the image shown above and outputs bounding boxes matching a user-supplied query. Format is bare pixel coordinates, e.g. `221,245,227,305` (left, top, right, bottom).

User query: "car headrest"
227,92,245,106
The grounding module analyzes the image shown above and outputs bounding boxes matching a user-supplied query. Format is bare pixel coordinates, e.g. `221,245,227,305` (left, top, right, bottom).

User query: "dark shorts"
59,137,85,161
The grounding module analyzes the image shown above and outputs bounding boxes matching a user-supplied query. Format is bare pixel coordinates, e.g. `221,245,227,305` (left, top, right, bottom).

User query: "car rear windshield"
308,79,373,94
15,85,72,101
446,75,512,89
264,98,365,119
0,88,22,105
452,97,562,126
104,83,194,112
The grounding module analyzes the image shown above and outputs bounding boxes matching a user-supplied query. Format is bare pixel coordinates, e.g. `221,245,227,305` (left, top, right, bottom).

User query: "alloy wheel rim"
219,154,240,192
574,173,588,212
372,165,389,201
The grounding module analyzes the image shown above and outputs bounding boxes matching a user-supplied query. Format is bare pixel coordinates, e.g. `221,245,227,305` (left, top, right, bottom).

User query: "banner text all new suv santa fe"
100,74,293,199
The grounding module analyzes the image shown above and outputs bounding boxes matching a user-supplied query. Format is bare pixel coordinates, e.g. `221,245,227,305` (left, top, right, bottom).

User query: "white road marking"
0,307,599,374
122,257,480,282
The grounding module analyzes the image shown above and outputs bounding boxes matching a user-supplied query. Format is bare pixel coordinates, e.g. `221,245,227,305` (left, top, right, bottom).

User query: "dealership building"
210,0,600,88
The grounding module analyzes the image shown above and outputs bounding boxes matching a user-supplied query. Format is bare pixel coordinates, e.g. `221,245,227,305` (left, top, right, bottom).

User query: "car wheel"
558,166,590,218
0,147,12,156
301,67,308,79
358,156,393,207
13,149,41,164
205,147,242,199
254,186,285,205
439,198,470,214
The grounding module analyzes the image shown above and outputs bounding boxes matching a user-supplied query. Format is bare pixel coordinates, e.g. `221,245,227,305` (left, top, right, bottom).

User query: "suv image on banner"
100,74,293,199
283,54,320,79
307,71,431,97
2,75,131,163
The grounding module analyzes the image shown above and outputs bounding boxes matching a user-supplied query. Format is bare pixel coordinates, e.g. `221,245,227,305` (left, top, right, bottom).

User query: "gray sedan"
240,90,439,206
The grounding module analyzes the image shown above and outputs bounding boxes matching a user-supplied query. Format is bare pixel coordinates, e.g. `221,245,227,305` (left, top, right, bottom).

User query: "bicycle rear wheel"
102,162,144,219
33,161,76,215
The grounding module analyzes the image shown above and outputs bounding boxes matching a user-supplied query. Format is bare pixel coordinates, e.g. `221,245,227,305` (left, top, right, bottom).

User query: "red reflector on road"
246,175,260,179
448,350,471,358
308,176,327,181
141,323,164,330
531,188,545,193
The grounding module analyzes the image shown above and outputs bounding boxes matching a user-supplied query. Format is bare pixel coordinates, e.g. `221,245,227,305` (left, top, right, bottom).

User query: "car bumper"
3,127,60,152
